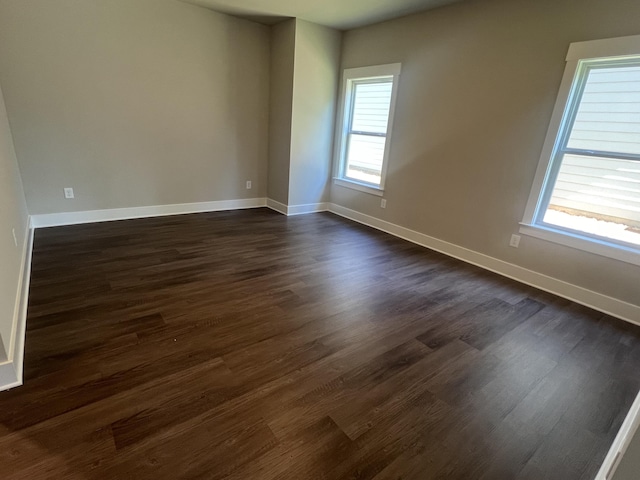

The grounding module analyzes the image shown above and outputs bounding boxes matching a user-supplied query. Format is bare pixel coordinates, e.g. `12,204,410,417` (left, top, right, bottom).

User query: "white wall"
0,0,270,215
332,0,640,309
0,82,29,358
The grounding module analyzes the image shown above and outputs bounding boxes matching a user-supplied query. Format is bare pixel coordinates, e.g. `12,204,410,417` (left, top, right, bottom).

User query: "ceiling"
180,0,463,30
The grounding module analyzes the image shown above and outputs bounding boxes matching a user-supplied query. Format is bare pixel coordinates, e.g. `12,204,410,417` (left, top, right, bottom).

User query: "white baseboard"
266,198,288,215
596,390,640,480
0,223,34,391
29,197,331,227
266,199,329,216
30,198,268,228
327,203,640,326
288,202,329,216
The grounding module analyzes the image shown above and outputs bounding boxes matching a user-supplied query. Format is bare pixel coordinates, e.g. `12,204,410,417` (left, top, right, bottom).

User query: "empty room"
1,0,640,478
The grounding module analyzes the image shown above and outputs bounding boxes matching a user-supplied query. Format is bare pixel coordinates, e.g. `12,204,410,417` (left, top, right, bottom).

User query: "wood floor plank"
329,339,473,441
0,208,638,479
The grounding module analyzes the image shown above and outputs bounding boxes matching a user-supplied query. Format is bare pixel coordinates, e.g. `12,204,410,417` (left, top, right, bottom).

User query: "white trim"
333,178,384,197
0,222,34,391
522,56,579,224
343,63,402,79
287,203,329,216
567,34,640,61
333,63,401,192
327,203,640,326
266,198,289,215
519,223,640,267
595,390,640,480
522,34,640,267
30,198,268,228
266,199,329,216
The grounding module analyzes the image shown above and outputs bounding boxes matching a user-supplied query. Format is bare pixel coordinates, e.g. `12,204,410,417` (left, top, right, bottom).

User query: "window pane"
351,81,393,134
543,153,640,245
567,65,640,155
345,134,386,185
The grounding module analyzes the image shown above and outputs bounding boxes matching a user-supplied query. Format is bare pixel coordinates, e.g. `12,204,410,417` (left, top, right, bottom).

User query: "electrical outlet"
246,180,252,190
509,234,521,248
12,228,17,247
64,187,75,199
381,199,387,209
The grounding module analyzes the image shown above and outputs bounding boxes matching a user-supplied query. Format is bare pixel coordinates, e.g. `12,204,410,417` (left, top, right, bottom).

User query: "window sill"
333,178,384,197
519,223,640,267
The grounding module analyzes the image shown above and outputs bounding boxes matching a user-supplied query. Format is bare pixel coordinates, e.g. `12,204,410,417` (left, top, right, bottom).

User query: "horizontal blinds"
350,81,393,135
567,65,640,155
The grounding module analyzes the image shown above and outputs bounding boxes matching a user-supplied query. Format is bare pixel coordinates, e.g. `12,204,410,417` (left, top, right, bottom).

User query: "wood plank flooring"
0,208,639,479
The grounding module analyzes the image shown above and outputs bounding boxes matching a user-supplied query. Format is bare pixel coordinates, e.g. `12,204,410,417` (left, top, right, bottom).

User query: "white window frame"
333,63,401,196
520,34,640,267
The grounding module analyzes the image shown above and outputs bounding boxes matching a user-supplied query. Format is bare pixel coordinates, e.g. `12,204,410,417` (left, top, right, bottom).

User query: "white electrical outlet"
12,228,17,247
510,234,521,248
381,199,387,209
246,180,252,190
64,187,75,199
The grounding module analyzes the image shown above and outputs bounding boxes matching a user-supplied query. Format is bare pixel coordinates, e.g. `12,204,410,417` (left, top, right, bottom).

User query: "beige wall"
268,19,341,208
0,0,270,215
0,83,29,357
288,20,342,206
332,0,640,307
267,19,296,205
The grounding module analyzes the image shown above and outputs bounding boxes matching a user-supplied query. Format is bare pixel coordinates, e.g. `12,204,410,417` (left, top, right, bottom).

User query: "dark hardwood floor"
0,208,639,479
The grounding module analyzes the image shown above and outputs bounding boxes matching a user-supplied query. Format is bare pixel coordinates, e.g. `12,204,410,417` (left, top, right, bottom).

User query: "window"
521,35,640,266
334,64,401,196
